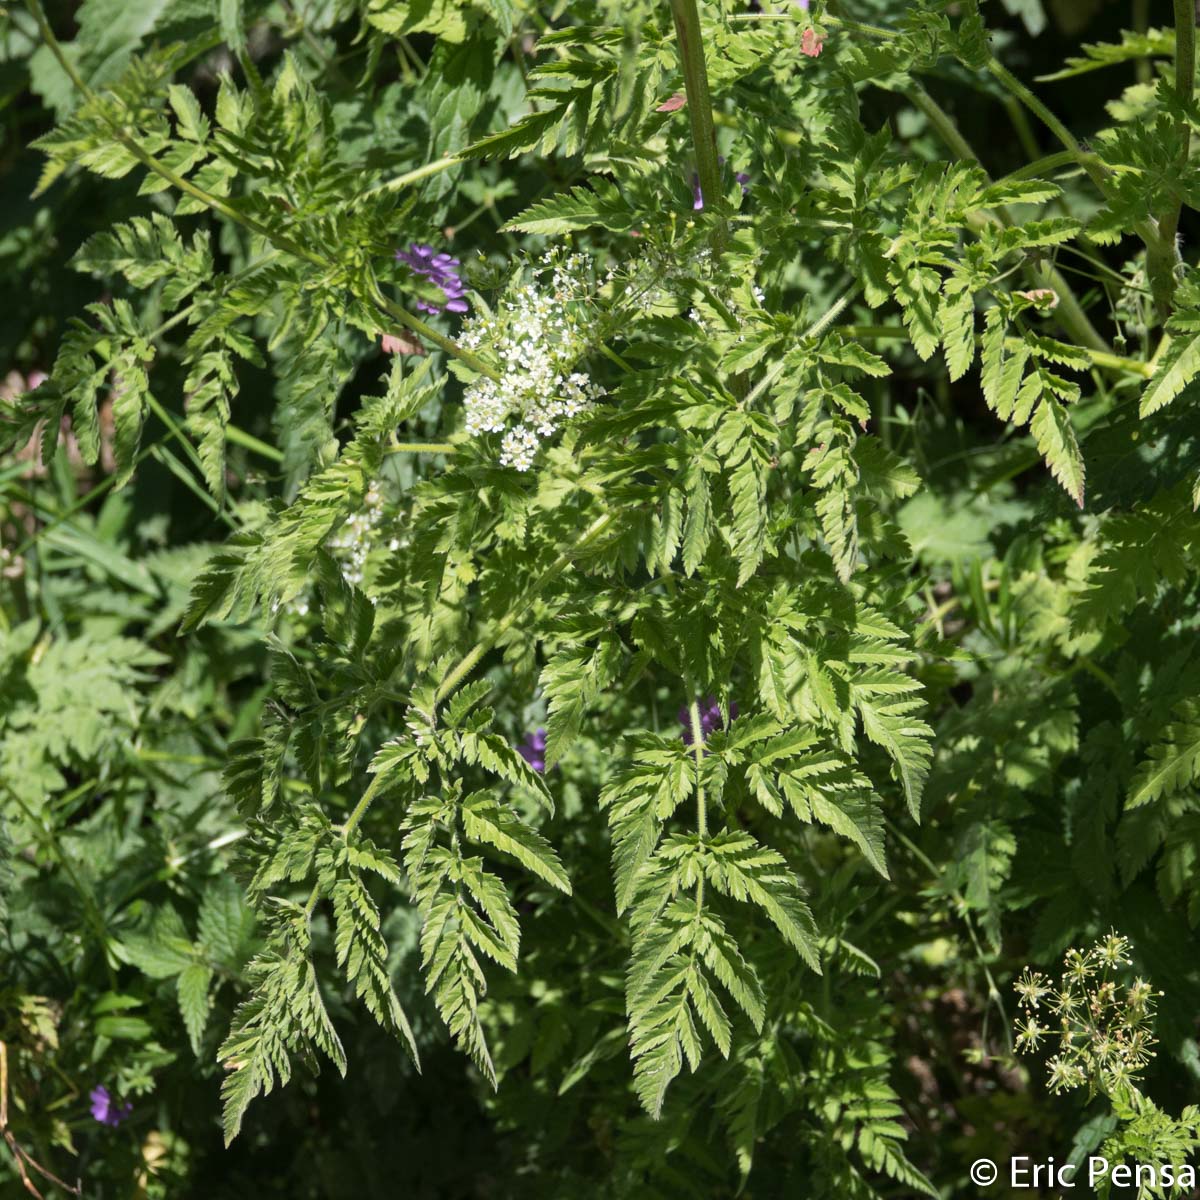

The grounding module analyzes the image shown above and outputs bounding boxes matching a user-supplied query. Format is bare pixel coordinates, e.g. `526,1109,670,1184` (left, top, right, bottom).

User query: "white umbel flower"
460,250,606,471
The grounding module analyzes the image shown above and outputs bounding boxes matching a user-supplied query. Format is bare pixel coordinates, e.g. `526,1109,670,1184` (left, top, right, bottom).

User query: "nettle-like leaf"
1129,702,1200,810
503,176,638,235
219,907,346,1145
602,725,823,1117
1139,273,1200,417
72,213,213,306
981,308,1086,506
461,27,667,160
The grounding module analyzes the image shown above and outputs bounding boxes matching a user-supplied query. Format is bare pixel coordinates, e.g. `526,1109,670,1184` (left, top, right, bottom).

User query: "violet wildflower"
394,243,469,316
518,728,547,773
89,1085,132,1127
679,695,738,745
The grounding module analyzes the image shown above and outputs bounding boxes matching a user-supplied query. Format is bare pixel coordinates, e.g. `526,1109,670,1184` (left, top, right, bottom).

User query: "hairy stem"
688,698,707,837
743,285,858,406
669,0,726,244
688,697,707,907
1176,0,1197,113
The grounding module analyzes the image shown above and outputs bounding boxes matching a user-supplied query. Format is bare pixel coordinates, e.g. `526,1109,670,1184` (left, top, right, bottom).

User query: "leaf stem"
743,284,858,406
1153,0,1198,314
225,423,284,462
688,699,707,837
363,155,462,197
840,325,1152,378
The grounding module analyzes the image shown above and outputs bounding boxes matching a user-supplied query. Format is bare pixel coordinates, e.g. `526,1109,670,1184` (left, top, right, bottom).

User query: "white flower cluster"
460,252,605,471
327,482,385,587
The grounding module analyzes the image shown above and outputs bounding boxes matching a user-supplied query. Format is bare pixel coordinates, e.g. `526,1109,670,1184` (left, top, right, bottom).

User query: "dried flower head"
1013,932,1159,1099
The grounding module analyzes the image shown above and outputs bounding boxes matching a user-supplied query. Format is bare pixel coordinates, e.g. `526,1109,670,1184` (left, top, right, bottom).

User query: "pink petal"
656,93,687,113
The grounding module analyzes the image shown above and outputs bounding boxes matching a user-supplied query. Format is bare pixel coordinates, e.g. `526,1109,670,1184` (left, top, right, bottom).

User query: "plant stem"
384,442,457,455
1154,0,1198,313
985,56,1171,278
688,698,707,836
1176,0,1197,112
687,697,707,907
363,155,462,197
669,0,726,246
1134,0,1153,82
743,285,858,406
226,423,284,462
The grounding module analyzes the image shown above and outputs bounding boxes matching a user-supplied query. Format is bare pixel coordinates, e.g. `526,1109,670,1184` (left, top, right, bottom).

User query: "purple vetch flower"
691,158,751,211
679,695,738,745
89,1085,132,1127
394,243,469,316
518,727,547,773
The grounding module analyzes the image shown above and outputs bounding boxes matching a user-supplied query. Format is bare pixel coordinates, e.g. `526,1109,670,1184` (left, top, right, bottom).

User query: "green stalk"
363,155,462,197
1134,0,1153,83
225,423,284,462
384,441,457,455
688,698,707,837
985,56,1173,304
1154,0,1198,313
669,0,727,246
1175,0,1197,113
743,285,858,406
687,696,707,907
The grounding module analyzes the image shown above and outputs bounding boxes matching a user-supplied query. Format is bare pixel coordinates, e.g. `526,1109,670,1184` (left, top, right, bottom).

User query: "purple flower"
394,243,469,316
679,696,738,745
691,158,751,211
518,727,547,773
89,1085,132,1127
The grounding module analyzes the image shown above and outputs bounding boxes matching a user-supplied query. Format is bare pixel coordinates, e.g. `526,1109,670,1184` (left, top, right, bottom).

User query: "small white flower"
460,250,605,471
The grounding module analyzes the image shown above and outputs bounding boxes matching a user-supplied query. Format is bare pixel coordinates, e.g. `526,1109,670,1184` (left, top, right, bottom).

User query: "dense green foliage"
2,0,1200,1195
